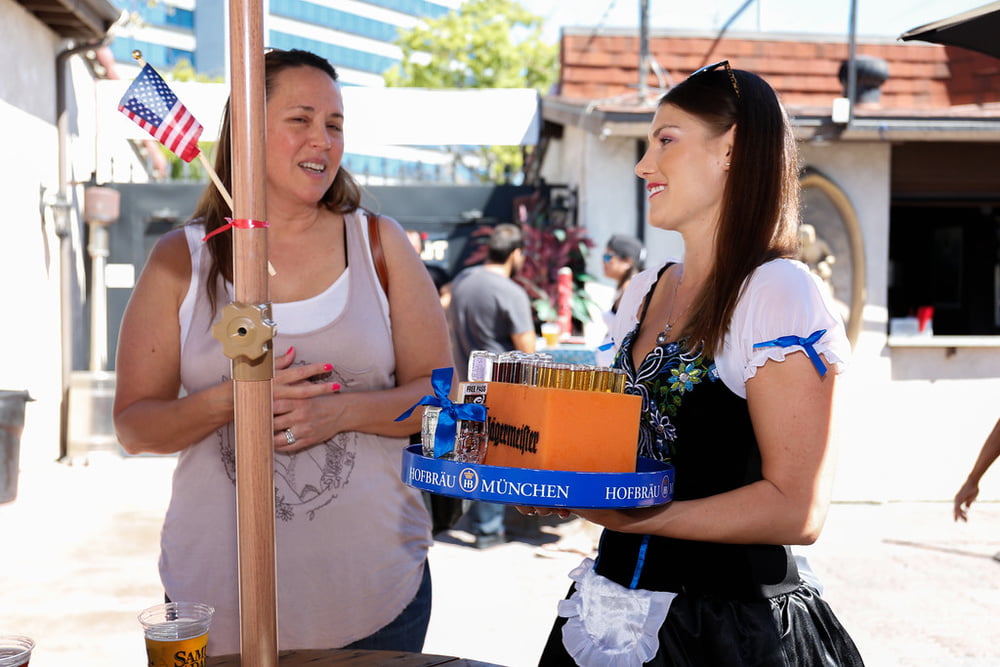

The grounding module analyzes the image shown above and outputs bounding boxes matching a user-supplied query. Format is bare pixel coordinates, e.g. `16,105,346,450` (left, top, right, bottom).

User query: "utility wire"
582,0,622,52
701,0,759,66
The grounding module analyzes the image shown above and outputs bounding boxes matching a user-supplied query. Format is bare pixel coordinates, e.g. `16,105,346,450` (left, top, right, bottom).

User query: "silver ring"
284,428,296,445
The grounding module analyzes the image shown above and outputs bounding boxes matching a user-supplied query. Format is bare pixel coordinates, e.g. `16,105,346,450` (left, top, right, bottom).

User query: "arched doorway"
799,168,867,347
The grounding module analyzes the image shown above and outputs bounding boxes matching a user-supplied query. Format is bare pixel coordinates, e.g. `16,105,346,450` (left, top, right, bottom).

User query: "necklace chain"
656,266,685,346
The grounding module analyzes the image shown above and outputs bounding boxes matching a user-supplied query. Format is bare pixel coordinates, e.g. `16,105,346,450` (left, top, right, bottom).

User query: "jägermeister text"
487,420,540,455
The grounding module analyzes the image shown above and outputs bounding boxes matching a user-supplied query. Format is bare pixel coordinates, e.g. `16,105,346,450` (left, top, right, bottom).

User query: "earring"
725,162,731,167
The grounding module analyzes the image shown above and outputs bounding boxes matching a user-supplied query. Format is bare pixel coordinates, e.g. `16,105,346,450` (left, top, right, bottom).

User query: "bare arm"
575,351,838,546
954,417,1000,521
272,214,453,451
511,330,537,354
112,230,233,455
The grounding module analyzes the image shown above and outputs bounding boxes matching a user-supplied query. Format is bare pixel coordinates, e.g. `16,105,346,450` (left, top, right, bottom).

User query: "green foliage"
384,0,556,90
384,0,558,182
170,58,212,83
463,185,596,327
163,143,209,180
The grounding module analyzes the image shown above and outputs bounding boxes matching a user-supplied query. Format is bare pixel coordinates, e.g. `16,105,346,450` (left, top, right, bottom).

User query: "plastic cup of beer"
139,602,214,667
0,636,34,667
541,322,560,347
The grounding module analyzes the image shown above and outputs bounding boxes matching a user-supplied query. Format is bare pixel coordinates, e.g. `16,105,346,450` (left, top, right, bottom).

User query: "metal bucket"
0,390,34,504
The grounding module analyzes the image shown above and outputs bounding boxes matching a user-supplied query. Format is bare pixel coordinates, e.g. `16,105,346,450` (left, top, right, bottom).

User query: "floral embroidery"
669,360,706,394
617,326,715,462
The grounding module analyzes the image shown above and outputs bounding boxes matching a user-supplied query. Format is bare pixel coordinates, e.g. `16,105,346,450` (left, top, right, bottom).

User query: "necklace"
655,266,685,346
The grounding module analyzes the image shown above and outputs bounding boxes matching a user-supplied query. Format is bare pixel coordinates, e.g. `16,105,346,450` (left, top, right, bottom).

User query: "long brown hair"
193,48,363,311
661,66,800,357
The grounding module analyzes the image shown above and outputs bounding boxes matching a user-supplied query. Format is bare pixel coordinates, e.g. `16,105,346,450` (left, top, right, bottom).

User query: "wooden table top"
207,649,502,666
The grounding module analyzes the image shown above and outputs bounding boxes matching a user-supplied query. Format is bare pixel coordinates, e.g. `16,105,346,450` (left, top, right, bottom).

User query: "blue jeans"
470,501,505,537
342,560,432,652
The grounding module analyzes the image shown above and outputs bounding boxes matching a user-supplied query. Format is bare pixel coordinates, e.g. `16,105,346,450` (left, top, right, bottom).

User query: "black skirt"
538,581,865,666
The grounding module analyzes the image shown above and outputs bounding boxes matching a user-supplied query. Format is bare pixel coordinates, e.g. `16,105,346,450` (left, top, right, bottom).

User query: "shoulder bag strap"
366,212,389,294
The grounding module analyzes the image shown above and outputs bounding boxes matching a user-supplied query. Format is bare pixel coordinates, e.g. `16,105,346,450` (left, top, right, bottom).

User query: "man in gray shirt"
448,223,536,548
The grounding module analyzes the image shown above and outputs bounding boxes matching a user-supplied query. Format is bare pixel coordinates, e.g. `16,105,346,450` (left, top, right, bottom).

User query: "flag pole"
198,152,235,211
215,1,279,664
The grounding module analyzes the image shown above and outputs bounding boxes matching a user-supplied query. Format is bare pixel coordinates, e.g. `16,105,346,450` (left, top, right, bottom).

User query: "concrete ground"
1,454,999,666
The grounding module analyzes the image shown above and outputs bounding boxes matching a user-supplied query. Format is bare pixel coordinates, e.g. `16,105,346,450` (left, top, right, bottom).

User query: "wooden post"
227,1,278,664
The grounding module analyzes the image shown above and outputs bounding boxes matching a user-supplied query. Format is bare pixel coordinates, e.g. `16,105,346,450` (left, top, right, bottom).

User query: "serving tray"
401,445,674,509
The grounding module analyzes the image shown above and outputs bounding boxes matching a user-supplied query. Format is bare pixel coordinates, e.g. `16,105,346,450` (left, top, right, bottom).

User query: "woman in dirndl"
529,61,865,667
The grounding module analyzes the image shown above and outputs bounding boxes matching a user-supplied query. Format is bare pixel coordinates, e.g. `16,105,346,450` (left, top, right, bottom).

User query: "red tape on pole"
202,217,270,242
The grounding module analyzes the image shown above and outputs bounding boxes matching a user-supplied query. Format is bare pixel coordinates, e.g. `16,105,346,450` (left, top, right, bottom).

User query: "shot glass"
0,636,34,667
139,602,214,667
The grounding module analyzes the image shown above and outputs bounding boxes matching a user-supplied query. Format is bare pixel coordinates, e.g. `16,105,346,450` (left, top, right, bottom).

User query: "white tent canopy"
97,80,541,165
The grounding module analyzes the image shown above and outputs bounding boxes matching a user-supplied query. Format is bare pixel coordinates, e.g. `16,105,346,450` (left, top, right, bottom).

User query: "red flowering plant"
460,185,597,331
512,186,596,329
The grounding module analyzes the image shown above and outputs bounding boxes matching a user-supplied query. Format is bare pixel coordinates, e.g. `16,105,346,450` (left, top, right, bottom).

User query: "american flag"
118,64,203,163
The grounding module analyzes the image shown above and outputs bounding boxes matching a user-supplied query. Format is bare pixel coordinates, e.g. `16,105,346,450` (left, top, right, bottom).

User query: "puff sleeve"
715,259,850,399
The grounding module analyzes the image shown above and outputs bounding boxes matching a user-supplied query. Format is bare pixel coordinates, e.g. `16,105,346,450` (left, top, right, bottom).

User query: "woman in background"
595,234,646,365
603,233,646,315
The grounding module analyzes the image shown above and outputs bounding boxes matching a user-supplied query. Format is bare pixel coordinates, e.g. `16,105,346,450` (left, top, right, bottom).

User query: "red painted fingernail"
330,383,341,392
323,363,333,372
286,346,295,355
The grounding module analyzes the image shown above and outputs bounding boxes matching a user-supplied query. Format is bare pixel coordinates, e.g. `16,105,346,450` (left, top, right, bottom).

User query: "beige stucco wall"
0,1,65,469
0,1,118,469
801,140,1000,502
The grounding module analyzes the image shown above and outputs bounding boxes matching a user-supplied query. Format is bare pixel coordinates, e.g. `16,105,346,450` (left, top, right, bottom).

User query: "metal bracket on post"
212,302,277,381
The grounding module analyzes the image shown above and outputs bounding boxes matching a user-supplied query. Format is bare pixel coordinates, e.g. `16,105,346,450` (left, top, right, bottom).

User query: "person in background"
603,233,646,315
407,228,451,309
595,234,646,366
954,417,1000,530
113,49,451,655
525,61,864,666
448,223,535,549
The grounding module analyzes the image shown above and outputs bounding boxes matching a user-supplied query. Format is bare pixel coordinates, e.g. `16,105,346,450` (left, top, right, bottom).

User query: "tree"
384,0,557,182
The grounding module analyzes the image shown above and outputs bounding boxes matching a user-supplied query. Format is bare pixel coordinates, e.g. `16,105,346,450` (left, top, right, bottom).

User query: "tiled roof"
558,28,1000,112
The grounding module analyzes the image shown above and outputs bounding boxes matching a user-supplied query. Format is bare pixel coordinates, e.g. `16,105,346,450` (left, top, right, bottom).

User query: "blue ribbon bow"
395,367,487,458
752,329,829,376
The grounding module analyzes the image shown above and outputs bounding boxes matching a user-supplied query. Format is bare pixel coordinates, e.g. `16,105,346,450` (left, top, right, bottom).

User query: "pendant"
656,325,672,346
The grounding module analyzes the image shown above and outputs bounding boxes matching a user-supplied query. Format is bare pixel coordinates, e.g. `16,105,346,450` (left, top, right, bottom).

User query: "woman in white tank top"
113,49,451,655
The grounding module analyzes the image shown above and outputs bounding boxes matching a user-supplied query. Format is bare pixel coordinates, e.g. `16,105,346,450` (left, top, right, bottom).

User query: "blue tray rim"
401,445,674,509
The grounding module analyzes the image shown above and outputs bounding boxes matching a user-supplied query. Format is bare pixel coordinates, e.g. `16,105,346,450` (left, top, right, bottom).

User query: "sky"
527,0,992,44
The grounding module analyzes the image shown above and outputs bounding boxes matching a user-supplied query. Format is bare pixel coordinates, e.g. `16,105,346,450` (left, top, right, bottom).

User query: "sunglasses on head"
688,59,741,98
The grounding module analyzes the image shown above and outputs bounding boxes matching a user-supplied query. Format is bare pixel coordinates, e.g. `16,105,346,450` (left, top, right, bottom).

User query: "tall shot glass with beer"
138,602,214,667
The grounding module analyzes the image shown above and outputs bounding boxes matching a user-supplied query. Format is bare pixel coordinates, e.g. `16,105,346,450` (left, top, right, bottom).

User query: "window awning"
899,1,1000,60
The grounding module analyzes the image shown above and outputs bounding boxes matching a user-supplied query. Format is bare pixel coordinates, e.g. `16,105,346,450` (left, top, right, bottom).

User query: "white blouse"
608,257,850,399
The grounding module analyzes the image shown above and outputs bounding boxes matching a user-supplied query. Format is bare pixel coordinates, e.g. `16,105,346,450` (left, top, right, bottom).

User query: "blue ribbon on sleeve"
752,329,828,376
597,340,614,352
395,367,487,458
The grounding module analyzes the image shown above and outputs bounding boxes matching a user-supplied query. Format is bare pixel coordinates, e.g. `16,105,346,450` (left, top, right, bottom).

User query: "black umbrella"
900,1,1000,59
